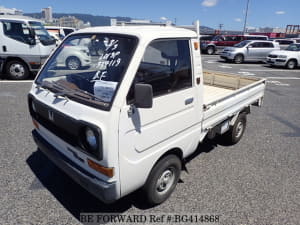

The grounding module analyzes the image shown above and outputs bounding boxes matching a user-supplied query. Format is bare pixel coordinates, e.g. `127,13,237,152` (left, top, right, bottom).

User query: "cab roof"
74,25,198,41
0,15,43,23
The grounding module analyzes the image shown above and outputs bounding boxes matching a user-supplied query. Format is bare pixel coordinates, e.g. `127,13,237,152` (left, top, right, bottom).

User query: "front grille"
28,94,103,160
29,97,79,147
268,54,278,58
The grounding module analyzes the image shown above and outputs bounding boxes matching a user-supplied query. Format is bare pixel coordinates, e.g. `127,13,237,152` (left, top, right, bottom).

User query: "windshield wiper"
52,81,109,106
37,80,109,107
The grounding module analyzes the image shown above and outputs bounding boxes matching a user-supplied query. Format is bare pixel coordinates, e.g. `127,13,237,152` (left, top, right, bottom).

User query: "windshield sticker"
93,80,118,102
91,37,123,75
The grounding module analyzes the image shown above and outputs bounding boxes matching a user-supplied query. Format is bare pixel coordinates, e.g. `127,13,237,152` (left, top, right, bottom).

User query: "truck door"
118,39,201,192
0,20,41,65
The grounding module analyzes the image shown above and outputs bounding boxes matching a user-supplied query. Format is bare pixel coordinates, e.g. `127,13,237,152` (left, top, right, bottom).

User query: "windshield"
234,40,251,48
29,21,56,45
212,35,224,41
36,34,137,110
285,44,300,51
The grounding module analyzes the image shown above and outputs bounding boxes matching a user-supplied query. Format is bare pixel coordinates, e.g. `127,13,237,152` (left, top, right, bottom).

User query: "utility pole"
219,23,224,33
243,0,250,34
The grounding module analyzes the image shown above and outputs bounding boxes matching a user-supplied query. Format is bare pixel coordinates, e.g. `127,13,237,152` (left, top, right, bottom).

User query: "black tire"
142,154,181,206
66,56,81,70
286,59,297,69
5,60,30,80
234,54,244,64
206,46,215,55
223,113,247,145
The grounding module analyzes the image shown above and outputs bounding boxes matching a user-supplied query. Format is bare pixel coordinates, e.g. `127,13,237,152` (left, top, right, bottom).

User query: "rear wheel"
234,54,244,64
206,46,215,55
142,155,181,206
286,59,297,69
222,113,247,145
5,60,30,80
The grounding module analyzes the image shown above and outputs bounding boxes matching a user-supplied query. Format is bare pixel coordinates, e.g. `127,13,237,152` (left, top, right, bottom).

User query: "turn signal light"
87,159,114,178
194,42,199,50
32,119,39,129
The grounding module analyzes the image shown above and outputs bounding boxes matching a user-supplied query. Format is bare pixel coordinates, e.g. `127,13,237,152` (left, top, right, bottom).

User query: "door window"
2,21,32,44
129,39,192,100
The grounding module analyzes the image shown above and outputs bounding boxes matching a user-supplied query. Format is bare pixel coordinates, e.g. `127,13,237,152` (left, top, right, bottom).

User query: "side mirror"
27,37,36,45
28,28,36,45
134,83,153,108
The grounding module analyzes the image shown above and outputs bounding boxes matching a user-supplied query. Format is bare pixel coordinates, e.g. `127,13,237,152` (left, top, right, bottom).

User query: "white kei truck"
0,15,56,80
28,24,266,205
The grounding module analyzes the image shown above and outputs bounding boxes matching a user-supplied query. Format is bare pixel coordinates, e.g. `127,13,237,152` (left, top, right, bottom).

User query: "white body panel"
29,26,266,202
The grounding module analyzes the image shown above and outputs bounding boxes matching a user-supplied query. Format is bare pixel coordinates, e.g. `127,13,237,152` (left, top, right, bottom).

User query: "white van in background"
45,26,76,44
0,15,56,80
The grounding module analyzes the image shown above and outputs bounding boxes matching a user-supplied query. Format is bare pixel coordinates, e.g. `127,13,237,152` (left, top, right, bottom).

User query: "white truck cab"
0,15,56,79
28,25,266,205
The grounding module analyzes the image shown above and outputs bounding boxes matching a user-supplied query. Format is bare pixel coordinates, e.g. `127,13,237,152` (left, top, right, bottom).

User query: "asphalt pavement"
0,55,299,225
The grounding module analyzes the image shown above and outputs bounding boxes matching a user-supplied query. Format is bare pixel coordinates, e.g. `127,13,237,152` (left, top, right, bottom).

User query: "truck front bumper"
32,130,118,204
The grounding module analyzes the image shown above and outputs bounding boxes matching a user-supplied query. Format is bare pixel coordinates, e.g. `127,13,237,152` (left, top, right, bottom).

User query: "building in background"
42,6,53,23
0,6,23,15
51,16,89,29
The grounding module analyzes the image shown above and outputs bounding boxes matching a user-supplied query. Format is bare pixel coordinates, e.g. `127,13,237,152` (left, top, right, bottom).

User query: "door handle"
2,46,7,52
185,98,194,105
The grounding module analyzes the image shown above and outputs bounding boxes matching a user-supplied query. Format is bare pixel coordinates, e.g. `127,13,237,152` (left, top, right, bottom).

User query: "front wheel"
286,59,297,69
234,54,244,64
142,155,181,206
5,60,30,80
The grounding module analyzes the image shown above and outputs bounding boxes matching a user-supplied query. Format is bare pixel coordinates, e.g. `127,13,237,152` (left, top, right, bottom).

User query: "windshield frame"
35,33,139,111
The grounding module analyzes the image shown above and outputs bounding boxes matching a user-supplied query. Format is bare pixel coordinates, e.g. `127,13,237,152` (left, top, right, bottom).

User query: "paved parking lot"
0,55,299,225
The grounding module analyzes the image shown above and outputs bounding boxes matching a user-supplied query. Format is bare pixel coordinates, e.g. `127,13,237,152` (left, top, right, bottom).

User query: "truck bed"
202,70,266,131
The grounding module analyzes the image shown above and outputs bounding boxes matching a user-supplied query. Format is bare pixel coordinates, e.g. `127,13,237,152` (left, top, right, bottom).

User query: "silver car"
220,40,280,63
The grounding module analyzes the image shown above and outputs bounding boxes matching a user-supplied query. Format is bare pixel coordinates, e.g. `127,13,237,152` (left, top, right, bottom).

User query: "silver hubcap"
288,61,295,69
236,56,242,63
156,169,175,195
9,64,25,78
68,58,80,70
235,121,244,138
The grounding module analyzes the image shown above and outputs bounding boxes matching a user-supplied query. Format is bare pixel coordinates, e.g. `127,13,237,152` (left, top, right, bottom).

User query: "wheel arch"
3,57,30,73
147,148,184,178
287,58,298,65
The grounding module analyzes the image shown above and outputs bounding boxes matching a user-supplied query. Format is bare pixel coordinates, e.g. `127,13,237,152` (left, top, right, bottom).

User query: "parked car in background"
266,43,300,69
200,34,215,52
220,40,280,64
55,37,91,70
201,35,268,55
45,26,76,45
272,39,297,50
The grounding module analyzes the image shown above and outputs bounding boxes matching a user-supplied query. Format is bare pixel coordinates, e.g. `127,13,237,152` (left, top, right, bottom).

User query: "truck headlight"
79,123,102,160
85,127,98,150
